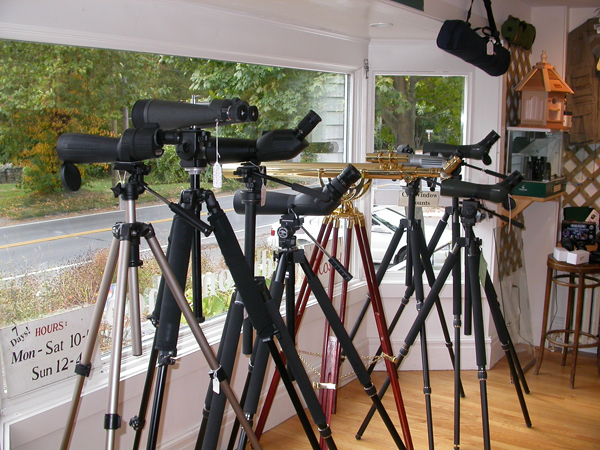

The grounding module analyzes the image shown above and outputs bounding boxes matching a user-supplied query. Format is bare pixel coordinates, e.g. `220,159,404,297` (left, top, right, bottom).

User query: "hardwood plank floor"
260,351,600,449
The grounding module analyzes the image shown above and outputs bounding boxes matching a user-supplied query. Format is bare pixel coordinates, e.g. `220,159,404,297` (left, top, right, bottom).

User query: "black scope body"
440,170,523,204
423,130,499,166
131,98,258,129
56,110,322,166
234,164,361,216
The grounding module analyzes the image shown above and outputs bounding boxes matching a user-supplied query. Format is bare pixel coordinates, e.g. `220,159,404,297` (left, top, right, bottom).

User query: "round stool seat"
533,255,600,388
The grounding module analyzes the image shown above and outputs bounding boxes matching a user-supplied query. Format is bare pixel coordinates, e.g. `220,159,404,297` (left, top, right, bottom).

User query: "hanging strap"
482,0,502,42
466,0,501,43
466,0,475,24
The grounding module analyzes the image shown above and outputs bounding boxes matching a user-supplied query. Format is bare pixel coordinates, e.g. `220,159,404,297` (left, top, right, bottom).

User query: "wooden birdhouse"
514,51,574,129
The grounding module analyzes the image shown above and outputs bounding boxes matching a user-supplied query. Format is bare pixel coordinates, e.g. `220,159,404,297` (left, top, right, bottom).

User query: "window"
371,74,466,274
0,39,349,397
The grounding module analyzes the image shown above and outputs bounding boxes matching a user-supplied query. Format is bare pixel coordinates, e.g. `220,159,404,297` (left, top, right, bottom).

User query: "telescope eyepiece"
294,110,322,140
328,164,361,199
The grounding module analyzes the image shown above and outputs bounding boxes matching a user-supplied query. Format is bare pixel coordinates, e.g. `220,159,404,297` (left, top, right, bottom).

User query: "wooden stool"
534,255,600,388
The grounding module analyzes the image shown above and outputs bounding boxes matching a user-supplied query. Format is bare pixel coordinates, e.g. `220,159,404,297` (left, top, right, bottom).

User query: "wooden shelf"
500,191,564,225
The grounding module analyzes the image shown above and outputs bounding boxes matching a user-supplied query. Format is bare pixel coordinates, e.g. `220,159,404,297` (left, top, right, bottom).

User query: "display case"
505,126,566,198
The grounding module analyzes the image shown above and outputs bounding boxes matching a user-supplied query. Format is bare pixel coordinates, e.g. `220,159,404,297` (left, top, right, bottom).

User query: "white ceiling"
179,0,599,40
179,0,442,40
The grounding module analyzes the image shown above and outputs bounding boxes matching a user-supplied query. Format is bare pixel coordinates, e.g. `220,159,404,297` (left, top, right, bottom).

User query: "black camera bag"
437,0,511,77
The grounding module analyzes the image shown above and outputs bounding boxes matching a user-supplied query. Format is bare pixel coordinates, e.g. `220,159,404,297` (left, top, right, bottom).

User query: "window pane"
0,40,348,358
372,75,465,273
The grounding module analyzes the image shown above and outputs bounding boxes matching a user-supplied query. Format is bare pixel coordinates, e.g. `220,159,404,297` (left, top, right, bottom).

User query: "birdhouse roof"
514,51,574,94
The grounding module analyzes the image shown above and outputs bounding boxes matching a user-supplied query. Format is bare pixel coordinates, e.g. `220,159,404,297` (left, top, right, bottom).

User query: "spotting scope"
56,110,321,166
423,130,500,165
233,164,361,216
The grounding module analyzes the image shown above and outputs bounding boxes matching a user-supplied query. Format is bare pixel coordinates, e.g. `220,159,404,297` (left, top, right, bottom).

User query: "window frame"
0,39,358,416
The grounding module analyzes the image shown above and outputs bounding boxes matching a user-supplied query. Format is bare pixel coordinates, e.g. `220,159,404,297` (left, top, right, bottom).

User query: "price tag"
261,183,267,206
213,162,223,189
479,252,489,286
487,39,495,55
211,370,220,394
0,306,99,397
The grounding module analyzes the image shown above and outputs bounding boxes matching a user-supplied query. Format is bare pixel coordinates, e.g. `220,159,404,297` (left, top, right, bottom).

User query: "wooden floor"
260,351,600,449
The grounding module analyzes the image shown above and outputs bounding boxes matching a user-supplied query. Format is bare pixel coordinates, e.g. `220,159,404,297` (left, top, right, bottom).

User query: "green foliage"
375,75,464,150
147,146,191,184
0,40,191,193
163,57,345,139
1,39,344,195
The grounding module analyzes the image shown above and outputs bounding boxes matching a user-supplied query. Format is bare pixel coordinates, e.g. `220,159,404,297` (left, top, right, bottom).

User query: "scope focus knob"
277,226,291,239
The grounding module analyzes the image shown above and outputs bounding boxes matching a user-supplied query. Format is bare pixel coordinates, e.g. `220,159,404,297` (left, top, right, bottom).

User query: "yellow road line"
0,208,234,250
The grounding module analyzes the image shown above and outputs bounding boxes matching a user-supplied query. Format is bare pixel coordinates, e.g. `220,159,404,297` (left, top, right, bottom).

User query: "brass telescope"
222,152,461,182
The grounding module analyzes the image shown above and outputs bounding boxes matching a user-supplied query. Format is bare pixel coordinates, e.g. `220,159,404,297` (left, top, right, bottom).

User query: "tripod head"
275,210,352,282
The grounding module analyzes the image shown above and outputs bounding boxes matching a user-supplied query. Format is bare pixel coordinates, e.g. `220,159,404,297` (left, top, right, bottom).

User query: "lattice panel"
505,45,532,127
497,215,525,279
563,142,600,209
499,45,531,271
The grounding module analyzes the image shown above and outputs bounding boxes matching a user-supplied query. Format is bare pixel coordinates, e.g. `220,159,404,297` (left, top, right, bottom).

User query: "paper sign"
397,190,439,207
0,305,99,397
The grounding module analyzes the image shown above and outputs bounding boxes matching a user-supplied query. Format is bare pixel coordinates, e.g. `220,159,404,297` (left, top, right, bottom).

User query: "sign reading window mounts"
0,306,99,397
397,190,440,207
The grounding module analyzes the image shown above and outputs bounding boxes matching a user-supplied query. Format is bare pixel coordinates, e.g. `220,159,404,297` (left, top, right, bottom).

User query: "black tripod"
128,165,207,450
195,163,347,450
362,198,532,450
347,179,462,449
268,210,410,450
59,163,263,450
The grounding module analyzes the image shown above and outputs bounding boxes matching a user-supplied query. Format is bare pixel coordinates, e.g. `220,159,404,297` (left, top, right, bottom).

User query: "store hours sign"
0,306,99,397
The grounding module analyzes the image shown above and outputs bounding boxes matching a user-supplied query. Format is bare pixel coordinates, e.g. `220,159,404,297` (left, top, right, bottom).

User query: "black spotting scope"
440,170,523,204
233,164,362,216
56,110,322,166
131,98,258,129
423,130,500,166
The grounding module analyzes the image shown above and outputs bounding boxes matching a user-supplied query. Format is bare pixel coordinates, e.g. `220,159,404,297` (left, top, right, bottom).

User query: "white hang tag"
487,39,495,56
213,163,222,189
213,120,223,189
479,252,488,286
261,183,267,206
212,372,220,394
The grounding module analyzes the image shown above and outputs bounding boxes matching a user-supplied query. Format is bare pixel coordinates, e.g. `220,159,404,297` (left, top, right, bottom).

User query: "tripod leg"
145,235,264,450
466,237,491,450
60,238,119,450
409,226,434,450
355,223,413,450
196,293,238,448
356,242,462,440
299,258,407,450
319,221,340,450
346,222,406,344
255,220,333,438
130,335,159,450
198,297,245,450
483,272,531,426
451,198,462,450
105,237,134,450
416,222,465,398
